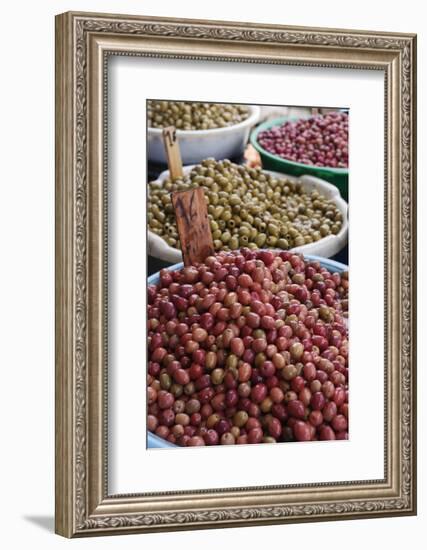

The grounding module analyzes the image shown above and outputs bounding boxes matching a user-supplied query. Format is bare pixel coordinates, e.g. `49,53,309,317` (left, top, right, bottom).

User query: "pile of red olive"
257,111,348,168
147,249,349,447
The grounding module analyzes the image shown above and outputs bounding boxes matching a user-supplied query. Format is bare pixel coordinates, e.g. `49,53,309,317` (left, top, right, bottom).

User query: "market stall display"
147,250,348,448
147,104,350,450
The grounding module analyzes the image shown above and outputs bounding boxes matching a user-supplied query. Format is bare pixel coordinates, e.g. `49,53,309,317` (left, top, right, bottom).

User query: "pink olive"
331,414,348,432
204,429,219,445
293,420,312,441
287,399,305,419
147,250,349,447
310,391,326,411
247,428,263,444
187,436,205,446
319,425,336,440
251,383,268,403
308,410,323,427
173,369,190,385
322,401,338,422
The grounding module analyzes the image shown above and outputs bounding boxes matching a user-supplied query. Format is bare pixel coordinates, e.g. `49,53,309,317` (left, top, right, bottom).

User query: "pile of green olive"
147,101,249,130
148,159,343,252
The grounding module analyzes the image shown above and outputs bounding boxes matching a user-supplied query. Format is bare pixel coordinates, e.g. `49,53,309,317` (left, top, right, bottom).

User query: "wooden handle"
172,187,215,266
162,126,183,180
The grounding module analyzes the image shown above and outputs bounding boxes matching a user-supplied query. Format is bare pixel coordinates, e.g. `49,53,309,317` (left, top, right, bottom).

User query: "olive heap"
147,101,249,130
257,112,349,168
148,159,343,251
147,249,349,447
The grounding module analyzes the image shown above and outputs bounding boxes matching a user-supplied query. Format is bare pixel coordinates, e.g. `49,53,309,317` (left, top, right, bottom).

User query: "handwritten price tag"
172,187,215,266
162,126,183,180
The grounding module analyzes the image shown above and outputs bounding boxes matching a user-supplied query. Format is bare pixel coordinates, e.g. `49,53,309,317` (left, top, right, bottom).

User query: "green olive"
255,233,267,247
221,210,232,222
214,206,224,218
150,219,161,229
249,227,258,240
170,383,183,398
229,236,239,250
267,224,280,237
233,410,249,428
160,372,171,390
155,211,166,222
225,353,239,369
320,224,330,237
211,368,225,385
229,194,241,206
277,238,289,249
184,382,196,395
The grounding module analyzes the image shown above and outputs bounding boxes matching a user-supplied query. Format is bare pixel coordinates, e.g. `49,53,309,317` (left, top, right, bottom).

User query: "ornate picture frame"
55,11,417,537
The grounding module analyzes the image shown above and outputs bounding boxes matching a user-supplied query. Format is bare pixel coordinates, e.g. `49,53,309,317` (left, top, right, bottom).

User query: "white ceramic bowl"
147,105,260,164
148,167,348,263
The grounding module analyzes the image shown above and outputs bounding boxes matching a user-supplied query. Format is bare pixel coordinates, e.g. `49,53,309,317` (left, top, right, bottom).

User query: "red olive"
187,436,205,446
319,425,336,440
293,420,312,441
287,399,305,419
331,414,348,432
322,401,338,422
251,383,268,403
173,369,190,385
247,427,263,444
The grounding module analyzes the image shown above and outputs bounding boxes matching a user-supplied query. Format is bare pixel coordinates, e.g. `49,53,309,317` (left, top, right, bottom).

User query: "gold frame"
55,11,417,538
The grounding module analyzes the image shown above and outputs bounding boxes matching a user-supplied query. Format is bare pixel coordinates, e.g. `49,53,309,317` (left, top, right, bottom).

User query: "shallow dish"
148,167,349,263
251,117,349,201
147,253,348,449
148,105,260,164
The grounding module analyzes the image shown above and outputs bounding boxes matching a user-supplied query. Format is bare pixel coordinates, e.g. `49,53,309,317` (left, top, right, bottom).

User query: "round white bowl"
147,105,260,165
148,167,348,263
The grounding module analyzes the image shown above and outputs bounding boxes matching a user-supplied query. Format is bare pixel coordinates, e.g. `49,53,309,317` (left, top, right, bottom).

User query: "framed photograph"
55,11,417,537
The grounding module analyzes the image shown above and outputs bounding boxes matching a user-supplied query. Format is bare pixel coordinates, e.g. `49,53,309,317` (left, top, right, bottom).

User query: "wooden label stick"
162,126,183,180
172,187,215,266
